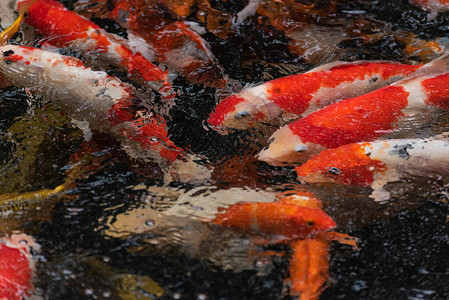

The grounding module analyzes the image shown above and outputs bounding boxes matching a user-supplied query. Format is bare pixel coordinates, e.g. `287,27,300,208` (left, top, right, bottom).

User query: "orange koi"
212,202,336,240
17,0,172,95
258,54,449,165
209,60,421,132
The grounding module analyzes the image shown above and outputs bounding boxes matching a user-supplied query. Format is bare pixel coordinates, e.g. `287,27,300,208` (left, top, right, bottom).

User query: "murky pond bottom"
1,0,449,299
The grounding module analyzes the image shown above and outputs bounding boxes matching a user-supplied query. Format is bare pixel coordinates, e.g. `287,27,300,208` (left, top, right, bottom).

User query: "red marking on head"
288,85,409,148
0,244,32,300
208,94,246,127
296,143,387,186
422,73,449,109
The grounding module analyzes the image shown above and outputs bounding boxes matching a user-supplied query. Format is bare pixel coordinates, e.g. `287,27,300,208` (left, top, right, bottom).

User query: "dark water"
1,0,449,299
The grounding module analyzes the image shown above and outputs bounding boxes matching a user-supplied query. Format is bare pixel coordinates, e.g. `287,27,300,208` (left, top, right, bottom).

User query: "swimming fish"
17,0,172,95
209,60,422,132
296,137,449,201
258,54,449,165
211,201,336,240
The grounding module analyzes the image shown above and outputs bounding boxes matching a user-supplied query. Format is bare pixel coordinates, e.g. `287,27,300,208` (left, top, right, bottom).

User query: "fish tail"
416,52,449,75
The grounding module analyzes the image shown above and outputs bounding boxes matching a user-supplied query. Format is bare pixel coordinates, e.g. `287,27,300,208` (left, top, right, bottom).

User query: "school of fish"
1,0,449,299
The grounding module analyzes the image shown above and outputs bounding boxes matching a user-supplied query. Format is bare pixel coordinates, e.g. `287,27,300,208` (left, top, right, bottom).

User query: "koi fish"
76,0,228,88
208,60,422,132
0,234,39,300
0,45,182,165
258,54,449,165
212,202,336,240
296,137,449,201
411,0,449,14
17,0,172,95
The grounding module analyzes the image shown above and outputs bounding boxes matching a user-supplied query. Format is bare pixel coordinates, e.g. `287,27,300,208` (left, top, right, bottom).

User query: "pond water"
1,0,449,299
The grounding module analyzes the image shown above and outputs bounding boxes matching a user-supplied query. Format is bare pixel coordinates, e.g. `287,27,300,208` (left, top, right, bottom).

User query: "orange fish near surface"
288,237,330,300
0,234,39,300
209,60,422,132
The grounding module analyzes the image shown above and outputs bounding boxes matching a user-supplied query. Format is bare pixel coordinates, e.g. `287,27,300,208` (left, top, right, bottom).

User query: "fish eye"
327,167,342,175
306,220,315,226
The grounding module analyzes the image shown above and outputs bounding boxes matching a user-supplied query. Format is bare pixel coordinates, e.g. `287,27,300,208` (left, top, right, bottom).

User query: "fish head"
295,143,387,186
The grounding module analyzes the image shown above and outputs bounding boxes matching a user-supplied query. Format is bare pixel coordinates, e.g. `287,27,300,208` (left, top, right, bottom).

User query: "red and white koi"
76,0,228,88
208,60,422,132
258,54,449,165
0,45,183,166
296,137,449,201
17,0,172,95
0,234,39,300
